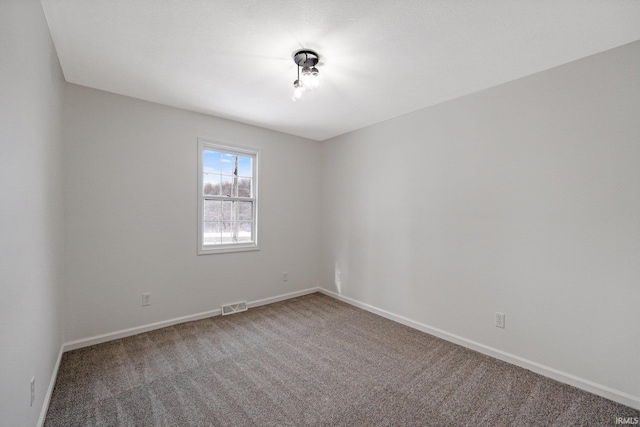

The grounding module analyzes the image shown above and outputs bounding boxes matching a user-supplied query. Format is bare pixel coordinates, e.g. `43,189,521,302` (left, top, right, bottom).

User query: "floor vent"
221,301,247,315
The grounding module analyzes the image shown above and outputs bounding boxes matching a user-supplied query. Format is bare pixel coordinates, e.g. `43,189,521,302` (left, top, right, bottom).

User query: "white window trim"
197,138,260,255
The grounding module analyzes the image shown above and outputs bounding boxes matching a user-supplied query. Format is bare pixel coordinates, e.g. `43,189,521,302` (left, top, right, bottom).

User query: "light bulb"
300,66,312,90
308,67,321,90
292,80,303,102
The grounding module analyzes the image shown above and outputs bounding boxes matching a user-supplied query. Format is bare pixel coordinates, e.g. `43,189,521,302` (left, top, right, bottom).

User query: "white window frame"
197,138,260,255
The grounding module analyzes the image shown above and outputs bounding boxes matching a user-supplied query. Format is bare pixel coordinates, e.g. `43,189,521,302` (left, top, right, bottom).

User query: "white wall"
62,85,321,342
320,41,640,404
0,0,66,425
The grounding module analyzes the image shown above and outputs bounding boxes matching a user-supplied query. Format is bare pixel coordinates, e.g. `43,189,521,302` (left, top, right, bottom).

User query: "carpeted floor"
45,293,639,426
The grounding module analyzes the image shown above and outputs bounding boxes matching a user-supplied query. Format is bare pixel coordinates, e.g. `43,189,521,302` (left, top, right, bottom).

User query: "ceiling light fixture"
292,49,321,101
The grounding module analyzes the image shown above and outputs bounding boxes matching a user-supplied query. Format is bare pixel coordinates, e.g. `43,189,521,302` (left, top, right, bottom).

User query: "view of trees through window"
202,149,255,245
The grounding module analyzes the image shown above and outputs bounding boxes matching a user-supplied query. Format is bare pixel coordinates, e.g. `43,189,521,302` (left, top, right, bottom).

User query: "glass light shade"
292,80,303,102
300,66,312,90
308,67,321,90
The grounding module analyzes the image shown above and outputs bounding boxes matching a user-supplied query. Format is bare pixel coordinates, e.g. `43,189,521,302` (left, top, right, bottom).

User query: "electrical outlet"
495,312,505,329
283,271,288,282
142,293,151,306
30,377,35,407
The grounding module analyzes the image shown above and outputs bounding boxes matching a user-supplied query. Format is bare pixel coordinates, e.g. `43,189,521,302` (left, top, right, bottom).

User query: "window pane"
221,201,234,221
204,200,221,221
221,153,236,175
203,151,221,174
238,222,253,242
238,178,252,197
221,175,233,196
203,221,221,244
221,221,235,243
238,156,253,178
238,202,252,221
203,173,220,195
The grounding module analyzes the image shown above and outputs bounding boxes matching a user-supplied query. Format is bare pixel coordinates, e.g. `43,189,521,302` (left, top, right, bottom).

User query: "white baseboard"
63,308,220,352
62,287,321,352
318,287,640,411
247,287,320,309
38,344,63,427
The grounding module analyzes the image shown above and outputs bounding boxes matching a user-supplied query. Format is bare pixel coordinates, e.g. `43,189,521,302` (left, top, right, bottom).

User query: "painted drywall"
62,85,321,342
0,0,66,425
320,41,640,402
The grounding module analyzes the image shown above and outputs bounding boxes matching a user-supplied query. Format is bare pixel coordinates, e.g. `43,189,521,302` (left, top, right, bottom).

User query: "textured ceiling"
42,0,640,141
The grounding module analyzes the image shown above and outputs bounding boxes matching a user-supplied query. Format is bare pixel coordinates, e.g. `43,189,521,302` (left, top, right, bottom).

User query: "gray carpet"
45,293,639,426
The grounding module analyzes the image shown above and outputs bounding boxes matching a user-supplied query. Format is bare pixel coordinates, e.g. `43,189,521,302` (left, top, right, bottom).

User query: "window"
198,139,259,254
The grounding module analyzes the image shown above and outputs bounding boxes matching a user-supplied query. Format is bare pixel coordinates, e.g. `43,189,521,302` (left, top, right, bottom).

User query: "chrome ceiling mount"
293,50,319,68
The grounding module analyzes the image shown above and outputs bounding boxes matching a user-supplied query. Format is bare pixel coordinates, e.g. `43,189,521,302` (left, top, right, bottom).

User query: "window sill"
198,244,260,255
